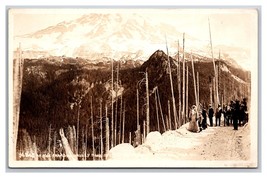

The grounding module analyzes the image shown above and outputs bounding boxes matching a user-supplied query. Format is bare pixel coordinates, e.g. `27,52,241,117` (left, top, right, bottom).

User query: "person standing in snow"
233,100,240,130
229,100,235,125
241,98,248,125
201,108,208,130
188,105,200,132
208,104,214,127
222,104,227,126
225,105,232,126
215,104,222,126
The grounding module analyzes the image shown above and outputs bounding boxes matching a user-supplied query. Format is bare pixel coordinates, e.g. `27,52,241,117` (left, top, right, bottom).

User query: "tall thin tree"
90,96,95,160
186,64,189,123
85,117,88,160
105,103,109,159
145,69,150,135
13,43,24,160
137,88,139,133
182,33,186,123
177,40,181,127
209,76,213,107
48,124,52,158
197,72,200,106
115,63,119,146
168,100,171,130
111,58,114,148
191,52,198,116
156,88,166,132
155,91,160,131
76,103,80,157
209,18,219,107
100,99,103,160
122,101,126,143
119,93,123,144
165,36,178,129
53,130,56,160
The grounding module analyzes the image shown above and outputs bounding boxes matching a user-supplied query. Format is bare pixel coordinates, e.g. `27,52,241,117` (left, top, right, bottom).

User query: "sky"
9,8,258,71
10,8,257,50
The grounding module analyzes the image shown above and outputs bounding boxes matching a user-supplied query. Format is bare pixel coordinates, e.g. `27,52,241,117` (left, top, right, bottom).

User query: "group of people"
188,98,248,132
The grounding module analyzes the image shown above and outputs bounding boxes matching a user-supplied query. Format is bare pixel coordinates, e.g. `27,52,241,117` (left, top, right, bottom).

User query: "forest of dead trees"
12,31,251,161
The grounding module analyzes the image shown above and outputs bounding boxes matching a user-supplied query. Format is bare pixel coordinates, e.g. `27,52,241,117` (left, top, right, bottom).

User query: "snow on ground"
107,121,255,167
107,122,217,160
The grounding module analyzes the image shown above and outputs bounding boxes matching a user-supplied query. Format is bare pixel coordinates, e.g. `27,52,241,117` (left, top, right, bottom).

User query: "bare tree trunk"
186,64,189,123
76,105,80,157
129,132,131,145
210,76,213,108
59,128,78,161
100,99,103,160
122,101,125,143
213,77,217,109
209,19,219,106
119,94,123,144
157,88,166,132
33,136,38,161
165,37,178,130
53,130,56,160
177,40,181,127
143,121,146,139
85,118,88,160
136,88,141,144
145,69,150,135
137,88,139,133
182,33,186,123
115,64,119,146
223,79,225,106
81,126,85,160
155,92,160,131
111,58,114,148
197,72,200,106
218,52,221,105
13,43,24,160
165,116,169,131
90,96,95,160
105,103,109,159
48,124,52,159
72,126,77,155
191,52,198,117
168,100,171,130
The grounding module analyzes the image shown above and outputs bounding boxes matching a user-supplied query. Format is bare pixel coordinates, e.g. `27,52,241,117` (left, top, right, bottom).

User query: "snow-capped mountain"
14,13,250,70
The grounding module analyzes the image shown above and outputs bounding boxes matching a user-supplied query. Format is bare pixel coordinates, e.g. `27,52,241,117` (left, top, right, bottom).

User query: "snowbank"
143,131,163,152
107,123,219,161
107,143,136,160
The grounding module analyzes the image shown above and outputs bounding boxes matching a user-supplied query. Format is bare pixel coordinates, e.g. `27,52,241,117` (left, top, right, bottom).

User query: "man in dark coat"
241,98,248,124
215,104,222,126
225,105,232,126
201,108,208,130
233,100,240,130
208,104,214,127
230,100,235,125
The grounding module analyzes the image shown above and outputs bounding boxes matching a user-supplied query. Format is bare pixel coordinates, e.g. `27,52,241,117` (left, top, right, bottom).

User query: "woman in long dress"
188,105,200,132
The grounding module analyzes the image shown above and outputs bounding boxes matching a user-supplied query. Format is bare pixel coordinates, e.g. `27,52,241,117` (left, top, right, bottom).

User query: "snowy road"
108,123,256,168
160,125,251,161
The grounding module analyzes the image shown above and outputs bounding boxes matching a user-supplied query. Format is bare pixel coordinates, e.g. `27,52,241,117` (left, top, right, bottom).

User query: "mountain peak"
141,50,168,69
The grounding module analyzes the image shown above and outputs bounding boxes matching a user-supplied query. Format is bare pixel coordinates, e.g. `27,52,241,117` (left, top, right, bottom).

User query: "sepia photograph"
8,8,258,168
